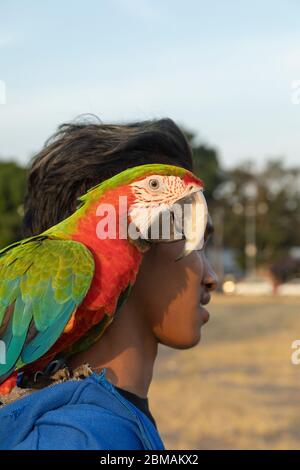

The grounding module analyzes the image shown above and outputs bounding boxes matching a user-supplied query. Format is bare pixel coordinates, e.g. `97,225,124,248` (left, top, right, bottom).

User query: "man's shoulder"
33,399,146,450
0,370,164,450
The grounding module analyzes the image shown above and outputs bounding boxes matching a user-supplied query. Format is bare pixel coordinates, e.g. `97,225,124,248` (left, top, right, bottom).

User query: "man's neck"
67,302,158,399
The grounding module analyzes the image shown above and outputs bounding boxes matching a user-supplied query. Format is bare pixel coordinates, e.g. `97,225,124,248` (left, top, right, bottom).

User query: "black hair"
23,117,193,236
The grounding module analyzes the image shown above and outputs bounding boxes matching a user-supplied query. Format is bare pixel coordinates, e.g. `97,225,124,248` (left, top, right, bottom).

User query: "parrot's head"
127,165,208,259
77,163,208,259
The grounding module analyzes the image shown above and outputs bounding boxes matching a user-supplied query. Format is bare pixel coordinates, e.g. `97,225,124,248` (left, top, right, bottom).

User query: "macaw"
0,163,207,394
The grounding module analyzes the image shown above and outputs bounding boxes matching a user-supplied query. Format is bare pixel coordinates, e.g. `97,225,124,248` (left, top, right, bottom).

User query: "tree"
213,159,300,269
182,128,224,202
0,161,27,248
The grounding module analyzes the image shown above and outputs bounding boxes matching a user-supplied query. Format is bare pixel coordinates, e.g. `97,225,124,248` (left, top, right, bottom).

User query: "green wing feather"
0,237,94,381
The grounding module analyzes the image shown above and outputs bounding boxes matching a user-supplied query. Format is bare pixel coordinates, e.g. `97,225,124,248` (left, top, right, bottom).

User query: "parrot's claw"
72,363,93,380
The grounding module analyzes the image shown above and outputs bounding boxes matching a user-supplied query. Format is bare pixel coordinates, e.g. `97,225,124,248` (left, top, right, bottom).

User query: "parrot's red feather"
0,373,17,395
182,173,204,188
20,184,143,377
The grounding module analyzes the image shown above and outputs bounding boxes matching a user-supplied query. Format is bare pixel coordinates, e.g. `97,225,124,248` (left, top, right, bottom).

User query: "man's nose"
203,267,218,292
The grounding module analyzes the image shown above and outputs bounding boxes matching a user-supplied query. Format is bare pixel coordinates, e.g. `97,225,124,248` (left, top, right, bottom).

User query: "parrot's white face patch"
128,174,208,257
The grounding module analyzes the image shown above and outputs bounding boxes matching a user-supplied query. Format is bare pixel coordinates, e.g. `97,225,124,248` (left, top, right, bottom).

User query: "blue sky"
0,0,299,167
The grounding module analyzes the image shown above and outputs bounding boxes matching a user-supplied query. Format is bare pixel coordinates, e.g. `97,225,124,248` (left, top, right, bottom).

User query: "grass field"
149,295,300,449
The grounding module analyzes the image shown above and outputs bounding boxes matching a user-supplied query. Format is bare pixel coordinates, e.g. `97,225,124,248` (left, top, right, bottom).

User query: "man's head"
23,117,217,350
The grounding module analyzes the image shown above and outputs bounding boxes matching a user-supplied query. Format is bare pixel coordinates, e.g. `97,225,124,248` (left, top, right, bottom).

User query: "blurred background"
0,0,299,449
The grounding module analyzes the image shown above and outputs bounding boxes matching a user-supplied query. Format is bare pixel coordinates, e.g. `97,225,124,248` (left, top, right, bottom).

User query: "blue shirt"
0,368,165,450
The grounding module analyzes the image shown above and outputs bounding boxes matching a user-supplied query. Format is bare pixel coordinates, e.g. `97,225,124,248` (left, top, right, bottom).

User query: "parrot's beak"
128,189,208,259
172,190,208,261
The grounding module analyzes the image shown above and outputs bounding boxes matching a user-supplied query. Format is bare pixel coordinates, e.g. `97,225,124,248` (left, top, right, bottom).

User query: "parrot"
0,163,207,395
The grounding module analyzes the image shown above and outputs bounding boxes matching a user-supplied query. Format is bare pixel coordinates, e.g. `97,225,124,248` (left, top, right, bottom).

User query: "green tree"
0,161,27,248
214,159,300,269
182,128,224,201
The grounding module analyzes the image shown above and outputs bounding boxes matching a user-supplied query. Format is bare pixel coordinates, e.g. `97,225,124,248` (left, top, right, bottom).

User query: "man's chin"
162,332,202,350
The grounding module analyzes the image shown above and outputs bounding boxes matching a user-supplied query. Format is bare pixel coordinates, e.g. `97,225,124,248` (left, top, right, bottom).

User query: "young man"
0,118,217,450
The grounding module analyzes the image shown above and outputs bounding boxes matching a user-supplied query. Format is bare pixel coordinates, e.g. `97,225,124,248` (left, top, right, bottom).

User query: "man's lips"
198,304,210,324
198,293,211,324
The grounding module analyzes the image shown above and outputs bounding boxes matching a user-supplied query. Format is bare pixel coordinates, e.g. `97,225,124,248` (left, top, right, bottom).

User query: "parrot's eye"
148,178,160,191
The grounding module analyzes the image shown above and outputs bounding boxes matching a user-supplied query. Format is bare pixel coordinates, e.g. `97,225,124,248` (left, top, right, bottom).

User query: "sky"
0,0,299,168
